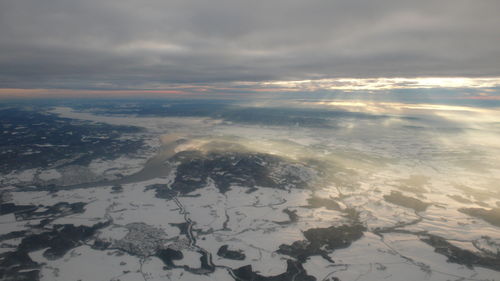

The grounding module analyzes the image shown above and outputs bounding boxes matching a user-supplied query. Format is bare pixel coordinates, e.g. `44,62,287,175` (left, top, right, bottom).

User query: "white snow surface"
2,104,500,281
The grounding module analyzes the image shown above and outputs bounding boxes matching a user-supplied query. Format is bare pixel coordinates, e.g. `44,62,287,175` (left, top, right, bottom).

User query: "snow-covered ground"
2,103,500,281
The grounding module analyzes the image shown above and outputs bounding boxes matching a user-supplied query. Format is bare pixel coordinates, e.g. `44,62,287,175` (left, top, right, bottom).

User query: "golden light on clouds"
259,77,500,91
1,77,499,98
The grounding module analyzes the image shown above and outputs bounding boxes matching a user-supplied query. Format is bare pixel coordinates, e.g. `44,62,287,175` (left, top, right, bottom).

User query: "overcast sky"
1,0,500,90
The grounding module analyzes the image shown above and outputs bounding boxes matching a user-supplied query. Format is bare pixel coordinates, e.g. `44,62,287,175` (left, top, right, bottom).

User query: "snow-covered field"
1,102,500,281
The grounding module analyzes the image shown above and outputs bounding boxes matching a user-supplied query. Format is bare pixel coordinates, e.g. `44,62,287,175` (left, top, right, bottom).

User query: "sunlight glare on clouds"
260,77,500,91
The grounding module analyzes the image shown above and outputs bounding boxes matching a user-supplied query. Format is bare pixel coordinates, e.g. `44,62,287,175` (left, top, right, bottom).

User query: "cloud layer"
1,0,500,89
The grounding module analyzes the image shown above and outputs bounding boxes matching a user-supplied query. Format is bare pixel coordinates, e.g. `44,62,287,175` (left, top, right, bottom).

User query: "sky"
1,0,500,96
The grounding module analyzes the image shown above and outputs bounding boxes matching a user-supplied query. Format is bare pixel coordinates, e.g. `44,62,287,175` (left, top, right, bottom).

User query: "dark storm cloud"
1,0,499,89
